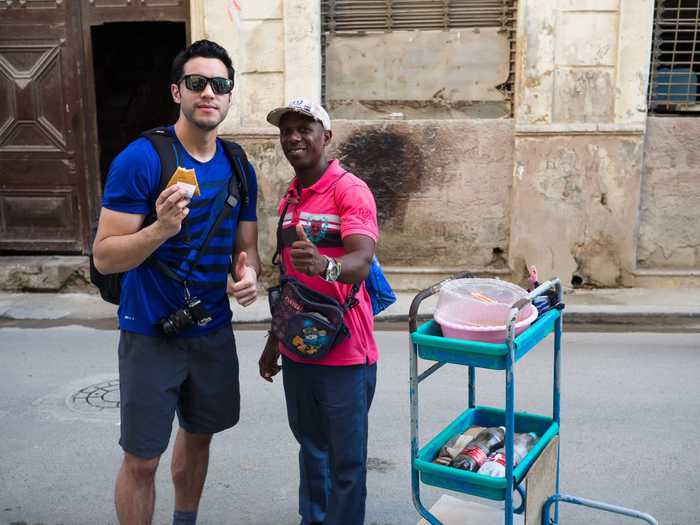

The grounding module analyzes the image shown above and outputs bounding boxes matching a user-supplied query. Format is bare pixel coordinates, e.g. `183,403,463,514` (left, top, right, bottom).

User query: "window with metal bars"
321,0,517,118
321,0,512,31
648,0,700,113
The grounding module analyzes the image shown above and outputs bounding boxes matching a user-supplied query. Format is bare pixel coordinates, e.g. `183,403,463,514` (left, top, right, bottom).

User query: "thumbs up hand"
235,251,248,280
230,250,258,307
297,223,311,242
291,223,325,276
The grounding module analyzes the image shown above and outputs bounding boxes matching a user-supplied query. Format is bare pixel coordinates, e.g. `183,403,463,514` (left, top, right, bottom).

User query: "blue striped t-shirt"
102,131,257,337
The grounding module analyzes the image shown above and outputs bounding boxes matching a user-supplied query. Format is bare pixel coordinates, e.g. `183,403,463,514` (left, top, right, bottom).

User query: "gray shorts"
118,323,240,459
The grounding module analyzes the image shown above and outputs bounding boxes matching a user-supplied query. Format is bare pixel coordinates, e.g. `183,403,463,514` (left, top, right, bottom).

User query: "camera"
160,297,212,336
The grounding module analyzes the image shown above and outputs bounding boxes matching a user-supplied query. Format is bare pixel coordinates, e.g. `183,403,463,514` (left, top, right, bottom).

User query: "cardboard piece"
524,435,559,525
418,495,524,525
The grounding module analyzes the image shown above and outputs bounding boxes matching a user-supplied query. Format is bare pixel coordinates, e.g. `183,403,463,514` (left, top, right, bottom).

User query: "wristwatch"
322,256,342,282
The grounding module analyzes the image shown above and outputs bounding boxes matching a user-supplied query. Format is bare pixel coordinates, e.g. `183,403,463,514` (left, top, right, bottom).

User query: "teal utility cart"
408,273,658,525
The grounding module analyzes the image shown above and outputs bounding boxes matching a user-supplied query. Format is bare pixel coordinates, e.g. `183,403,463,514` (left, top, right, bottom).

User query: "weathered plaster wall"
200,0,700,289
516,0,653,128
325,29,510,119
232,119,514,283
193,0,320,131
231,136,290,279
510,134,644,287
637,118,700,269
512,0,655,287
329,120,514,268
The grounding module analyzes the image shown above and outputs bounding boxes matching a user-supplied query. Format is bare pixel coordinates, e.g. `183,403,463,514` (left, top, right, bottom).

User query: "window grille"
320,0,517,112
649,0,700,113
321,0,513,32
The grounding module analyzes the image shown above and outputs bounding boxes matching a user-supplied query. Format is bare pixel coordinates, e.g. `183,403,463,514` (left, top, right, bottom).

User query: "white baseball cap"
266,98,331,131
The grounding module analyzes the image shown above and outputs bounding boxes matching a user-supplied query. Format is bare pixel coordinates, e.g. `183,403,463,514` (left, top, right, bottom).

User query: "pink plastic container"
433,278,538,343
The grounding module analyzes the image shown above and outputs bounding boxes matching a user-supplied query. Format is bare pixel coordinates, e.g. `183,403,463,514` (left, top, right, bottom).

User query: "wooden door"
84,0,189,24
0,1,91,252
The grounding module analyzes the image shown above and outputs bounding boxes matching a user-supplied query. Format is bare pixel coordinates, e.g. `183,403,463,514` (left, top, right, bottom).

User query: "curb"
2,292,700,330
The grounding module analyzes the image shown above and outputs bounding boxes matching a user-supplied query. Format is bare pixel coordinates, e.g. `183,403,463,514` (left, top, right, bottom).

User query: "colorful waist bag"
268,201,358,360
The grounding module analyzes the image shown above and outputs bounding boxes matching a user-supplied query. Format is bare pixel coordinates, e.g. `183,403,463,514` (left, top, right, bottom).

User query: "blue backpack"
88,127,250,305
365,255,397,315
331,174,396,316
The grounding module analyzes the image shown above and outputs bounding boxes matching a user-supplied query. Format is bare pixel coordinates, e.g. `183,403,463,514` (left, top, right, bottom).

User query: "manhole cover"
66,378,120,413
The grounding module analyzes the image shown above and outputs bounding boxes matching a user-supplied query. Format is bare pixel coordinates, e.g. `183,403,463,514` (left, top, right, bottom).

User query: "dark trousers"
282,356,377,525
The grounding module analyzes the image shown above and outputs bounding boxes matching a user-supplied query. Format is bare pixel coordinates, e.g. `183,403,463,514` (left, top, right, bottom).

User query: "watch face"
330,261,340,280
325,257,340,281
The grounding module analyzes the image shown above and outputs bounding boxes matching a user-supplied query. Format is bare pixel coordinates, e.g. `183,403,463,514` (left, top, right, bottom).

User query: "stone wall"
329,120,514,269
205,0,700,290
637,117,700,269
510,133,644,287
231,119,515,284
239,115,700,289
325,29,510,119
509,0,656,288
192,0,320,131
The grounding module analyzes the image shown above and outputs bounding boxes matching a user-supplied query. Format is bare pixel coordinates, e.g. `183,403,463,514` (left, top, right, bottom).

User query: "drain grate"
67,378,120,413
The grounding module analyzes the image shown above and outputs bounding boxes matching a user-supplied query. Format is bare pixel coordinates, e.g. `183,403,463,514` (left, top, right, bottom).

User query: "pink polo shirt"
276,159,379,366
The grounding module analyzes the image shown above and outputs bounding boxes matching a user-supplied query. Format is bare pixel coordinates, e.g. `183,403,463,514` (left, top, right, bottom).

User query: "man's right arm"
92,185,189,275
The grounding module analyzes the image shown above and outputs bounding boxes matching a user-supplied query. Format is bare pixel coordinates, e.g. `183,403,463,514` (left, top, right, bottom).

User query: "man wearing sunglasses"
92,40,259,525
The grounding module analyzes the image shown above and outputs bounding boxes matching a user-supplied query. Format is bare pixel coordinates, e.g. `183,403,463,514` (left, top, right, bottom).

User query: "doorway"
91,22,186,188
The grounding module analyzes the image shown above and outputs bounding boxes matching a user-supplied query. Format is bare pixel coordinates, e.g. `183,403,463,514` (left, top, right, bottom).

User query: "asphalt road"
0,327,698,525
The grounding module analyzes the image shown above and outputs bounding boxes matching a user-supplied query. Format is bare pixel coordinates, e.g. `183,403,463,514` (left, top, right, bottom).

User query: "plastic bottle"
434,433,474,466
450,426,505,471
433,427,485,466
477,432,539,477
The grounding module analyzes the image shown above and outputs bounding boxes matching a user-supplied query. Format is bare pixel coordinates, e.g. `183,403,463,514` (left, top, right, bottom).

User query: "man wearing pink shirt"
259,99,378,525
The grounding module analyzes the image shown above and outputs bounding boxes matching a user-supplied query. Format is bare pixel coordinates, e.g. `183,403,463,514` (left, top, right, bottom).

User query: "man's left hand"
230,251,257,306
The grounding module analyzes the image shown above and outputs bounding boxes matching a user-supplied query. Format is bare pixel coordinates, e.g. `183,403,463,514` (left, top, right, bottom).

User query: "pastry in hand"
166,166,200,198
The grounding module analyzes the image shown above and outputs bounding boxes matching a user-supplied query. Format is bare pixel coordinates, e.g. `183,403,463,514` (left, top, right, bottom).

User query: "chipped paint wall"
329,120,514,269
191,0,320,131
194,0,698,289
232,120,515,287
516,0,653,128
511,134,644,287
637,118,700,270
194,0,519,289
511,0,662,287
325,29,510,119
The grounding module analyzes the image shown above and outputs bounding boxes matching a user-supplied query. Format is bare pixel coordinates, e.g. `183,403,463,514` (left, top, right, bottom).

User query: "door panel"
85,0,188,24
0,4,87,251
0,0,189,252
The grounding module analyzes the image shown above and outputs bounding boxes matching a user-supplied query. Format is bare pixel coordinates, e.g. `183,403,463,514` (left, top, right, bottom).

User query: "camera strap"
147,176,241,296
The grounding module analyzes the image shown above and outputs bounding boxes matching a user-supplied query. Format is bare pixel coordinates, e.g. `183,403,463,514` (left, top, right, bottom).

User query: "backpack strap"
219,139,250,210
141,127,250,215
147,197,236,286
140,127,180,217
139,127,252,284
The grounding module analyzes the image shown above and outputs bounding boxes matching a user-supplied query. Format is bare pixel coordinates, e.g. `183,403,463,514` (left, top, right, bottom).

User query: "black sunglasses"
179,74,234,95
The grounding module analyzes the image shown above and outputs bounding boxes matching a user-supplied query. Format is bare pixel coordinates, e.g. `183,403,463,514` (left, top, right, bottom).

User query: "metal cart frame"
408,273,658,525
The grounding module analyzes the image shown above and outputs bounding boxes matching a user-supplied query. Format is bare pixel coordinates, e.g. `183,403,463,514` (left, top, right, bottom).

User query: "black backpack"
89,127,251,305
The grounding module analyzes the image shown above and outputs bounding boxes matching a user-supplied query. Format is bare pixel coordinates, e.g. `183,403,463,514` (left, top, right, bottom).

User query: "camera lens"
160,308,194,336
161,317,177,336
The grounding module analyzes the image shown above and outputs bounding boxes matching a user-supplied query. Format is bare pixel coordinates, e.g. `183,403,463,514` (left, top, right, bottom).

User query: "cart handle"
506,279,562,341
541,493,658,525
408,271,473,333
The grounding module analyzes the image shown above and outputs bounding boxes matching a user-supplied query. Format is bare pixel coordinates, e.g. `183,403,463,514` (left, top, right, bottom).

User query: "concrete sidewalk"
2,286,700,328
